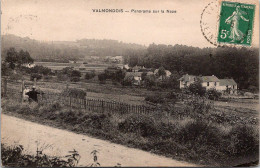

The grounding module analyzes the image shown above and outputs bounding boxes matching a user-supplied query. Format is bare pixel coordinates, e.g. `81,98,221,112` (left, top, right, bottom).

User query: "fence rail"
5,88,157,115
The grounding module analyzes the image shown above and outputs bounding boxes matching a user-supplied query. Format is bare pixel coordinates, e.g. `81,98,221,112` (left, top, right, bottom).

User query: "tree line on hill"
1,34,146,61
124,44,259,91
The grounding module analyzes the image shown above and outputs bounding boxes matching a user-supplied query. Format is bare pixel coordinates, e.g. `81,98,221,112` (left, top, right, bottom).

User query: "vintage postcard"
1,0,259,167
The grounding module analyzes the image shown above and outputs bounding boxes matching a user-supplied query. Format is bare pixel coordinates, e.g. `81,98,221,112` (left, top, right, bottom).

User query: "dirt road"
1,114,197,167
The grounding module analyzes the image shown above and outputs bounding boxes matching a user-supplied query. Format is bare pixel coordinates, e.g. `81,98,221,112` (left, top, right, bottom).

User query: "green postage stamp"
217,1,255,46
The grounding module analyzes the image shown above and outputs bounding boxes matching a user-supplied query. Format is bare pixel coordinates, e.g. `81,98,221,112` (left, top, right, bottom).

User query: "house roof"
219,79,237,86
179,74,196,82
200,75,220,82
132,65,142,70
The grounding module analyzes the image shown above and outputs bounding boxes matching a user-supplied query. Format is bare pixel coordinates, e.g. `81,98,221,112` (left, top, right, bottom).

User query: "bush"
145,94,165,104
70,76,80,82
85,71,95,80
30,73,42,81
188,81,206,96
98,73,107,84
206,89,222,100
118,114,158,137
177,120,221,147
224,125,259,157
61,88,86,99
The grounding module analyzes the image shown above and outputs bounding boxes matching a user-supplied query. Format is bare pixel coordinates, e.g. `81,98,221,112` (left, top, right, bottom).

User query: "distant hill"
1,34,146,61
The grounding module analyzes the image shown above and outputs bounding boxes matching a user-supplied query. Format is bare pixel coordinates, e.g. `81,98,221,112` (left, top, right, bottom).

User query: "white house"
218,79,237,94
179,74,238,94
199,75,220,90
123,64,130,70
179,74,197,88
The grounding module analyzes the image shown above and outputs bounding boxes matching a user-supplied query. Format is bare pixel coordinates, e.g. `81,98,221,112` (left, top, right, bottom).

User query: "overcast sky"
1,0,259,48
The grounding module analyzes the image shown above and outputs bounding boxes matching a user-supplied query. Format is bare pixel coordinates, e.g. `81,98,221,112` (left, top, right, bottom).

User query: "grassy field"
34,61,122,72
3,79,259,166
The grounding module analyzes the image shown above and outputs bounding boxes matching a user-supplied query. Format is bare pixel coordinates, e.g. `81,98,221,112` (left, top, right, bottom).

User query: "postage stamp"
217,1,255,46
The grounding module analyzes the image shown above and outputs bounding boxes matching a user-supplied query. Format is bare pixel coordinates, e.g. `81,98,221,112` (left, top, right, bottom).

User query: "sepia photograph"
1,0,259,167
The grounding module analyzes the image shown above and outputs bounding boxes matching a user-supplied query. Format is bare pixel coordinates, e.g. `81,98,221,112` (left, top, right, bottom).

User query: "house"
132,65,142,72
179,74,197,88
154,69,172,80
111,56,123,63
123,64,130,70
218,79,237,94
125,72,142,86
199,75,220,90
179,74,238,94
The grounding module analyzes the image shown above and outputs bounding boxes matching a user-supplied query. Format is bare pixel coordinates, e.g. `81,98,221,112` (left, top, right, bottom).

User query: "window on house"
233,85,235,89
207,82,209,86
214,82,217,86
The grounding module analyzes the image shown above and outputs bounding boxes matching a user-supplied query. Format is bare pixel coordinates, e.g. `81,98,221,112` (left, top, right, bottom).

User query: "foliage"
118,114,158,137
30,73,43,81
5,47,34,69
70,70,81,78
70,77,80,82
126,44,258,91
121,76,133,86
157,66,166,77
145,94,165,104
98,73,107,84
143,75,156,88
2,98,259,166
1,143,81,167
61,88,86,99
104,68,126,83
188,80,206,96
206,89,222,100
26,65,52,76
85,71,96,80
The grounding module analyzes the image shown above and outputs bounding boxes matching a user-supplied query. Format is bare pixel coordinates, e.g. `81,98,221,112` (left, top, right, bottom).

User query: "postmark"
217,1,255,46
200,0,221,46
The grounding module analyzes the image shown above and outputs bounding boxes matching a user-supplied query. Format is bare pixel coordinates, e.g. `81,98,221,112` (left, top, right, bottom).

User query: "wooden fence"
2,79,158,115
40,91,156,115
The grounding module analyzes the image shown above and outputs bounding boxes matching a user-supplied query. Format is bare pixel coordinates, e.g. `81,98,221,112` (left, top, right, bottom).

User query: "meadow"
2,79,259,166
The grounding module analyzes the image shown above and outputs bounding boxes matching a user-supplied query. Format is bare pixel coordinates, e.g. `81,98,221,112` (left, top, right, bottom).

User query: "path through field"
1,114,197,167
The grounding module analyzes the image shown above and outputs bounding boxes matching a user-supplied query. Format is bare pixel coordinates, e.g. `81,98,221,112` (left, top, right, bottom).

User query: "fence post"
101,100,104,113
84,98,87,110
34,78,37,87
3,77,7,97
66,82,69,90
21,80,24,102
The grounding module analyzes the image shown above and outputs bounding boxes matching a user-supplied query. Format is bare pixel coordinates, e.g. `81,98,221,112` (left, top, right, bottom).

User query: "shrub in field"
61,88,86,99
70,76,80,82
145,94,165,104
121,77,132,86
206,89,222,100
177,120,221,147
1,143,81,167
98,73,107,84
183,95,213,118
223,125,259,157
85,71,96,80
118,114,158,137
188,80,206,96
30,73,42,81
